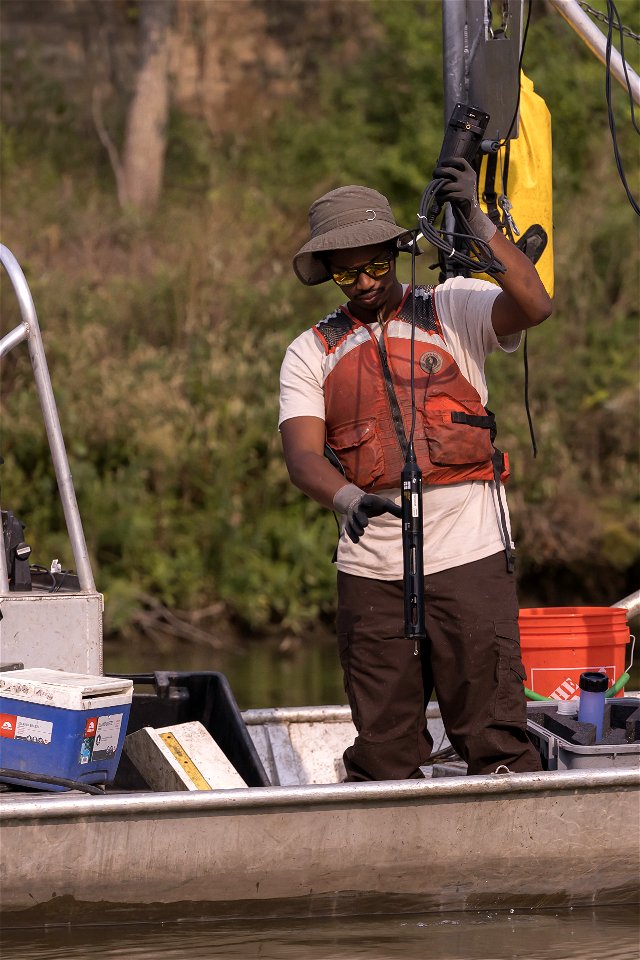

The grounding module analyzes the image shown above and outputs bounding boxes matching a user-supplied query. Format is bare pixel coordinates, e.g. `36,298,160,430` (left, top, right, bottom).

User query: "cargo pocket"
328,418,383,489
422,402,494,466
493,619,528,723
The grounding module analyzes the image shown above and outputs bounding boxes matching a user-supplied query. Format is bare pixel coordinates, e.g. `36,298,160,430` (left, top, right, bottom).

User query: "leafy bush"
1,0,638,637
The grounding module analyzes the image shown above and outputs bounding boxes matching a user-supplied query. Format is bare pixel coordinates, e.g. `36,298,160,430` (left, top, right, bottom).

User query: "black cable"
51,568,71,593
497,0,533,145
607,0,639,133
523,331,538,458
27,563,75,592
605,0,640,215
0,768,105,794
29,563,57,591
408,233,419,448
421,745,462,766
418,178,506,277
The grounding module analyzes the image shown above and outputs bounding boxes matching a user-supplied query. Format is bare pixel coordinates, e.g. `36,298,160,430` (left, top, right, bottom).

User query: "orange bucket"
518,606,631,700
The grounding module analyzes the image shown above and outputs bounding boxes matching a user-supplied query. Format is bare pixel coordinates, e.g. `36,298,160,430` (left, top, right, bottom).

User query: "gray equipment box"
465,0,523,142
527,698,640,771
0,593,103,674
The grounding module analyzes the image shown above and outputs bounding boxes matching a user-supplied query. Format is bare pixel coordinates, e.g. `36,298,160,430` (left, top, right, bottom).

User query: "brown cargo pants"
336,551,542,780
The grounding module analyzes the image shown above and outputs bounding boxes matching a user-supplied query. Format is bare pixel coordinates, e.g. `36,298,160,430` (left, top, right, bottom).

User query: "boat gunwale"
1,766,638,823
242,705,355,725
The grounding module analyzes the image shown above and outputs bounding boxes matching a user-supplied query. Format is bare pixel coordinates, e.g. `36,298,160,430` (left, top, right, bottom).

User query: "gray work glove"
333,483,402,544
433,157,497,243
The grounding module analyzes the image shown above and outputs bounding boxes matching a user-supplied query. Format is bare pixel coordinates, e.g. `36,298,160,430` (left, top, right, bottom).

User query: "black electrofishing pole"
402,102,495,644
401,244,426,647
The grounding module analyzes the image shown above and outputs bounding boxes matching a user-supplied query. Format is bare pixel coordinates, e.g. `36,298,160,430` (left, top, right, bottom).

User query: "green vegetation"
1,1,638,639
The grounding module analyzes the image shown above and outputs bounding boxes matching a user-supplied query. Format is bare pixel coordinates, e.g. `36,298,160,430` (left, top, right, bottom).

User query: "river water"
2,906,639,959
2,638,638,959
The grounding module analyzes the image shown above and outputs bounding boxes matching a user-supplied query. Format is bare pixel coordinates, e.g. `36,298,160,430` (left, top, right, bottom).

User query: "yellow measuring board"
159,731,212,790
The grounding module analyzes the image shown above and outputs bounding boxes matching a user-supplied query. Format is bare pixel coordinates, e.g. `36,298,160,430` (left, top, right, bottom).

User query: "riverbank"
103,624,640,713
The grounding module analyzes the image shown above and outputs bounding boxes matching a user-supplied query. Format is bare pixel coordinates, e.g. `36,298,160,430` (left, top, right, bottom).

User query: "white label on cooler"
91,713,123,761
14,715,53,745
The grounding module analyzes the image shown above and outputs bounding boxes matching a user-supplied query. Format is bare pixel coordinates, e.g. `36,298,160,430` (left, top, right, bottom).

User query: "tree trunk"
121,0,173,212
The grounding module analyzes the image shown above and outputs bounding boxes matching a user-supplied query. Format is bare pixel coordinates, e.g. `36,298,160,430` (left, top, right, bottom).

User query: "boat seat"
242,705,452,786
244,709,356,785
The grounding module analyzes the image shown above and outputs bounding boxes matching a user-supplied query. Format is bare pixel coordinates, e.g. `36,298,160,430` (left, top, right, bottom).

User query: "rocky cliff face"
1,0,369,135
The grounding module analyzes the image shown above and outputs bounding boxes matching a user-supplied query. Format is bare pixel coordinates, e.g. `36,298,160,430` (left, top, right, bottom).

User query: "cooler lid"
0,668,133,709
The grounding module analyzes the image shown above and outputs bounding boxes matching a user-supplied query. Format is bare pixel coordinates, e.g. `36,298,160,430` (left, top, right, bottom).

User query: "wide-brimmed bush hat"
293,185,413,285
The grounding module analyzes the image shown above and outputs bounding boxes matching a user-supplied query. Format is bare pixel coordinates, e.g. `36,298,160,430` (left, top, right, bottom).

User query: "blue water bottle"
577,671,608,741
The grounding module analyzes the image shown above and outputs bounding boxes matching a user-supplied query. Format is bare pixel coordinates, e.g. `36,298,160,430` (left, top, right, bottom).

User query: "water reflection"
3,907,639,959
104,635,347,710
104,633,640,713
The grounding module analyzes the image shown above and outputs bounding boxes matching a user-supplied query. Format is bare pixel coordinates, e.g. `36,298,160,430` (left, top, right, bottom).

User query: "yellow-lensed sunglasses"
329,254,394,287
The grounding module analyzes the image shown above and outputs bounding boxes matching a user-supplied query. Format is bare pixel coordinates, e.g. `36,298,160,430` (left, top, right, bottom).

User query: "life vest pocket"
422,401,494,466
327,418,384,489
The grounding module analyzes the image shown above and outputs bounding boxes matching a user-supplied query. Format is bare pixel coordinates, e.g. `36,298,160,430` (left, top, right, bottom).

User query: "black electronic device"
437,103,490,166
401,450,426,642
1,509,32,591
419,102,504,279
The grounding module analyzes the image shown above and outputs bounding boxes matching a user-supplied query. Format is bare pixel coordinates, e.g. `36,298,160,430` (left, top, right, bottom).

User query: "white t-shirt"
279,278,521,579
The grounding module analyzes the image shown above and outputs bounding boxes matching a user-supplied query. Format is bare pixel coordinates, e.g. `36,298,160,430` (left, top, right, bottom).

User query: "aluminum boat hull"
1,765,638,927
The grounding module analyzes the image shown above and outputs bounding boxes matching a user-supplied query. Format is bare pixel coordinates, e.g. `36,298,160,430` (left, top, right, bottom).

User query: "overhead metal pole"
440,0,468,272
442,0,467,127
440,0,524,273
548,0,640,106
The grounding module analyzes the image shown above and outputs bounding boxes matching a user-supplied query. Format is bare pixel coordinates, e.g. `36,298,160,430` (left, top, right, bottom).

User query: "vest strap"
324,443,346,476
492,450,515,573
482,153,502,228
376,334,409,460
450,412,495,429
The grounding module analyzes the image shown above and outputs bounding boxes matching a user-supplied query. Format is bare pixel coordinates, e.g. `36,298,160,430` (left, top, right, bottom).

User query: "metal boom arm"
0,244,96,593
548,0,640,105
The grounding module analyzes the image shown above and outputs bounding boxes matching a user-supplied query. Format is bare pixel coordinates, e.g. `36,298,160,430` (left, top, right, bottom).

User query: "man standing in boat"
279,162,552,780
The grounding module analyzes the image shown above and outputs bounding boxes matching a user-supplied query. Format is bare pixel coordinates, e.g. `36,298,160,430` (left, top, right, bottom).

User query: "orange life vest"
314,285,509,492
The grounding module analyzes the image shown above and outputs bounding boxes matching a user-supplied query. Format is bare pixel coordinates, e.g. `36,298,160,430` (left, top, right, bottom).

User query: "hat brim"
293,221,414,286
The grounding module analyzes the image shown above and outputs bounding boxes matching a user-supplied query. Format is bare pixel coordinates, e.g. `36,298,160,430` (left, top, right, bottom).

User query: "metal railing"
0,244,96,592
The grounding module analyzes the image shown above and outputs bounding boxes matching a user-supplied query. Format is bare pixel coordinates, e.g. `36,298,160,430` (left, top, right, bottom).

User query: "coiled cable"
417,177,506,278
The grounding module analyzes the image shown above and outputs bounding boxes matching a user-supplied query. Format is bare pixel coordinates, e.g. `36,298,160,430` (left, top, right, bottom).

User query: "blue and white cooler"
0,668,133,791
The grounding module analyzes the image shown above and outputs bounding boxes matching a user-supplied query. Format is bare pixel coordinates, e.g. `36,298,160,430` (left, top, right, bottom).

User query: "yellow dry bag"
474,72,554,297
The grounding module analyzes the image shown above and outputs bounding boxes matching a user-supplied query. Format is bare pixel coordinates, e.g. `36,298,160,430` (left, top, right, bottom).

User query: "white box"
125,721,247,792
